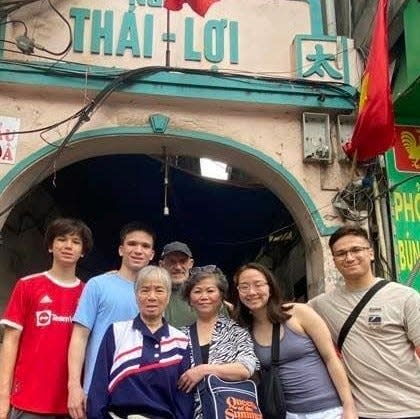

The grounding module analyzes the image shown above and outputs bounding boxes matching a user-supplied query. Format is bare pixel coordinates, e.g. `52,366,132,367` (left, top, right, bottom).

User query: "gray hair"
134,265,172,296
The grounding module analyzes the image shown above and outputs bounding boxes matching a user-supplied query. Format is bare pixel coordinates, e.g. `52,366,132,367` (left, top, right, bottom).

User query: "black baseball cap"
161,241,192,258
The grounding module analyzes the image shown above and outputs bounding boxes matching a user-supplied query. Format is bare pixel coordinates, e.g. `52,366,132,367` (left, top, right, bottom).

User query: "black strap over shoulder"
271,323,280,365
189,323,203,364
337,280,389,352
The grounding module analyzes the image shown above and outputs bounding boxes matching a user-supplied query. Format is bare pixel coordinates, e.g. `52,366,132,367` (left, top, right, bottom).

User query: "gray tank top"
253,323,341,413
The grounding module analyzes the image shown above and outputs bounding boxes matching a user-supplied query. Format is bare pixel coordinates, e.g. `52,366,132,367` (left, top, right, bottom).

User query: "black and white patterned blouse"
182,315,259,419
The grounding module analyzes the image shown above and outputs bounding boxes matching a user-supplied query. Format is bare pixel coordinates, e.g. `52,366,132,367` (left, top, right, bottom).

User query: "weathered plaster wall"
7,0,310,73
0,0,359,299
0,83,352,224
0,83,351,294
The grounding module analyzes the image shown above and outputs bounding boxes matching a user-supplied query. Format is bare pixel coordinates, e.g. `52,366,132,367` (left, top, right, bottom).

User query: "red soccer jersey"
0,272,84,414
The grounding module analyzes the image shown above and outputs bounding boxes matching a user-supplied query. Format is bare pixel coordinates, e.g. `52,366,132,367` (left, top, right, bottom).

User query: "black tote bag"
189,324,263,419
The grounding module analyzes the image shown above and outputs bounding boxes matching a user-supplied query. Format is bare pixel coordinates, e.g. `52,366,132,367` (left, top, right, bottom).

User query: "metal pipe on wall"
373,178,390,279
324,0,337,35
380,192,394,278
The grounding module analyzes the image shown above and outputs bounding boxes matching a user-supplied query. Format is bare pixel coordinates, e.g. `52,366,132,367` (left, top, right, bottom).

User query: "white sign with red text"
0,115,20,164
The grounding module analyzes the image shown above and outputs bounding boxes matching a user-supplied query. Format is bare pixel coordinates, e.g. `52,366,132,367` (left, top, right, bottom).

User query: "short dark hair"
183,266,228,301
232,262,291,329
45,218,93,254
119,221,156,246
328,224,371,249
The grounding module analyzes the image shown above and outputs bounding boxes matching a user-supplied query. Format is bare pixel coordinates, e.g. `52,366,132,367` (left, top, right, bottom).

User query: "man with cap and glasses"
159,241,197,328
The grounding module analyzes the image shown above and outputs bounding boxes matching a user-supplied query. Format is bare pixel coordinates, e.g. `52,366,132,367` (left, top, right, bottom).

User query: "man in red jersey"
0,218,93,419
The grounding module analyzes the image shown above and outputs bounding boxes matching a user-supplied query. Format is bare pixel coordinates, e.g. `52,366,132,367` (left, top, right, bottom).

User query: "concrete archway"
0,125,335,296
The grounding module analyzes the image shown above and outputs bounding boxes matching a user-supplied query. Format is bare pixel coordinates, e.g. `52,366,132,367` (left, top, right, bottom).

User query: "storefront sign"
393,126,420,173
386,125,420,290
70,3,239,64
0,0,358,85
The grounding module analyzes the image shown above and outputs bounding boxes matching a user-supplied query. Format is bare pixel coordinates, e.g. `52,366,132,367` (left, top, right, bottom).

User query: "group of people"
0,218,419,419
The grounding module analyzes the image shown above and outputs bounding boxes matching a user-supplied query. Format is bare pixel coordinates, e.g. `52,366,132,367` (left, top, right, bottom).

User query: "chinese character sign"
0,116,20,164
302,43,342,80
294,36,348,83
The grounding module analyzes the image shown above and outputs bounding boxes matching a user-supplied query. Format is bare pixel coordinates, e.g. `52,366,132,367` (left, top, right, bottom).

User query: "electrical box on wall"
302,113,331,162
337,114,355,161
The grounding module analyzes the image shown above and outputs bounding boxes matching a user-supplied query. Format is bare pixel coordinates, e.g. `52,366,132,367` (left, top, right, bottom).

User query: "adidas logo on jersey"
40,295,53,304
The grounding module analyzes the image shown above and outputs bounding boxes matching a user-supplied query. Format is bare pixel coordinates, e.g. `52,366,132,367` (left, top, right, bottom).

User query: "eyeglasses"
190,265,221,275
237,282,268,294
332,246,371,261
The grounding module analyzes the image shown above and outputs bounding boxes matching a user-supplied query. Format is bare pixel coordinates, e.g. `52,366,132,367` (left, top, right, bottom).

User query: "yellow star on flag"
359,73,369,112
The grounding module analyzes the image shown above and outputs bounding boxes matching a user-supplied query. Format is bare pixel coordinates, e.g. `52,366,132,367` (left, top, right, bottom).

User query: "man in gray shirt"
309,225,420,419
159,241,196,328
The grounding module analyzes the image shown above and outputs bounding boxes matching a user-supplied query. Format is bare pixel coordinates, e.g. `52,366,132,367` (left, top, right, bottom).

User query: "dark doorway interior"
1,154,306,300
42,154,293,276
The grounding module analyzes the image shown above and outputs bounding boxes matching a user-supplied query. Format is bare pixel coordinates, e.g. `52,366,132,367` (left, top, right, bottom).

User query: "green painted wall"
403,0,420,86
393,0,420,121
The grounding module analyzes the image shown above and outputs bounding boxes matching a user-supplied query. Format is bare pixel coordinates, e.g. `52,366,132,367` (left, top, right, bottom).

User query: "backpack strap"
337,280,389,352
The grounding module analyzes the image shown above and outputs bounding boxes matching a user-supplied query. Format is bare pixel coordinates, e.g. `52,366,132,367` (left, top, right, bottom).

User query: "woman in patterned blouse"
177,265,259,418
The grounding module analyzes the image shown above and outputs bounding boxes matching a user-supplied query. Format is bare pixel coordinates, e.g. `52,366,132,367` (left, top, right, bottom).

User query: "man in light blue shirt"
67,222,155,419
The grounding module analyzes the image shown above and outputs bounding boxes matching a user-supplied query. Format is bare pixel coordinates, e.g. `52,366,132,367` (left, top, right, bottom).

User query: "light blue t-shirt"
72,272,138,393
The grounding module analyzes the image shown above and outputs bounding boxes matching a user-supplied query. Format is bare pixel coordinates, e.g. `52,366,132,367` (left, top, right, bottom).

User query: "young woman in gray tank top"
232,263,357,419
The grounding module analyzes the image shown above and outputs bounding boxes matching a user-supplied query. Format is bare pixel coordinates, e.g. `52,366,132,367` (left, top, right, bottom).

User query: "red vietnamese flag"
164,0,219,16
343,0,396,162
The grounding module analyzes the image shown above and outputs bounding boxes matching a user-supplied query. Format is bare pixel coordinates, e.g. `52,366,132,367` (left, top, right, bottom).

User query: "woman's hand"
342,402,358,419
178,365,207,393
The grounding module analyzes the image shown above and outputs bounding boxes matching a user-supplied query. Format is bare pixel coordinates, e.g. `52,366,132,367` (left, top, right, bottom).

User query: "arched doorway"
0,125,334,307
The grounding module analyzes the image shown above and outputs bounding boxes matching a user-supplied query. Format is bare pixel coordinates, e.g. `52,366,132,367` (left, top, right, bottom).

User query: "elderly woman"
87,266,194,419
177,265,258,418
